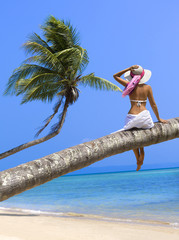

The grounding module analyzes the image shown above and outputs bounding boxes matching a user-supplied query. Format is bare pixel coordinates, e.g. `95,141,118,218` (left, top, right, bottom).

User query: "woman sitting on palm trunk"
113,65,168,171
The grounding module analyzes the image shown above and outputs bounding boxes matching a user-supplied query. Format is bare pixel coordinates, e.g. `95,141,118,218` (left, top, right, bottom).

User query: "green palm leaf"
16,72,63,95
27,32,54,53
21,82,64,104
41,16,73,51
22,41,60,70
4,64,53,95
65,20,80,46
22,56,54,70
55,48,81,72
73,46,89,75
55,48,80,60
80,73,122,92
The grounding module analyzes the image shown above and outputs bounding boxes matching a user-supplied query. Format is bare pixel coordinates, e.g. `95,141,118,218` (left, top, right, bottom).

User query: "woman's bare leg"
136,147,145,171
140,147,145,164
133,148,139,162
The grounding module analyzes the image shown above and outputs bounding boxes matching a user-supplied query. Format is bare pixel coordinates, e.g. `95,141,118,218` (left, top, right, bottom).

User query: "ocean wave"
0,206,178,229
170,222,179,229
0,207,63,216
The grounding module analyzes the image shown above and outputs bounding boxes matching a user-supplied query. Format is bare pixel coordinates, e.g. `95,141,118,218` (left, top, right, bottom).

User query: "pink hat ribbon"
130,69,145,79
122,69,145,97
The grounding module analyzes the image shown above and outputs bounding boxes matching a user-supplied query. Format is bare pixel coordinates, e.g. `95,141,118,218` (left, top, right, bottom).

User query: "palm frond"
56,89,67,96
16,73,63,96
22,55,65,74
41,15,73,51
4,64,53,95
55,47,82,77
55,47,79,60
74,47,89,74
27,32,54,53
63,19,80,46
80,73,122,92
40,16,88,76
22,41,60,70
20,82,64,104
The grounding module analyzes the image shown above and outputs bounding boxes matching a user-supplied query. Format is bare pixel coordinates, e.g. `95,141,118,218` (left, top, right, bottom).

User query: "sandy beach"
0,209,178,240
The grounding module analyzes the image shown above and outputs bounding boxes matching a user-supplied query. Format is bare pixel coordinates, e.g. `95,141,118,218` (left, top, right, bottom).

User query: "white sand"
0,210,178,240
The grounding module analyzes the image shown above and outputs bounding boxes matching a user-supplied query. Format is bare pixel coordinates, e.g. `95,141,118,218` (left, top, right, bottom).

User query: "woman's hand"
158,118,168,124
130,65,139,70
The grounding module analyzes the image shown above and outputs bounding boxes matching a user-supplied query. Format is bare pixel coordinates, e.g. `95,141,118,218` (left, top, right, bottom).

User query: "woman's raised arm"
113,65,138,87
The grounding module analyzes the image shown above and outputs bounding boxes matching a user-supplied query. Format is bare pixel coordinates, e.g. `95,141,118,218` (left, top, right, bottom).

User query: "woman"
113,65,168,171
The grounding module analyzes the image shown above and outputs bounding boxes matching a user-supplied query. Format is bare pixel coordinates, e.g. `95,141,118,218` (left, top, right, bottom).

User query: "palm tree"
0,117,178,202
1,15,121,160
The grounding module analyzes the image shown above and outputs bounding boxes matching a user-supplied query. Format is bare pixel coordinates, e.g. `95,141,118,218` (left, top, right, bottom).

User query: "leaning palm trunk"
0,117,178,202
0,99,69,160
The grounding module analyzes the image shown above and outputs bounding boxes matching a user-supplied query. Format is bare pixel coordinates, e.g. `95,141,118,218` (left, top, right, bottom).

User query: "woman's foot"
136,158,143,171
136,148,145,171
136,164,142,171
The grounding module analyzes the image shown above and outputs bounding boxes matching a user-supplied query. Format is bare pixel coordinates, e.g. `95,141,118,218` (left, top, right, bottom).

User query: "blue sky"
0,0,179,174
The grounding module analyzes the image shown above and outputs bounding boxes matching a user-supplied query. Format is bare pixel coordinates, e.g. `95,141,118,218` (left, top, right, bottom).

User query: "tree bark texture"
0,117,178,202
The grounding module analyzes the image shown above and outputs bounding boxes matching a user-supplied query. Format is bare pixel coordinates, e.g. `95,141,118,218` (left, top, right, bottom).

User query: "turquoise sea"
0,167,179,227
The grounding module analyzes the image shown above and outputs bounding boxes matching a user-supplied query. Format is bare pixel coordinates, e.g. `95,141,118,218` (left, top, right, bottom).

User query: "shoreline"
0,206,178,229
0,209,179,240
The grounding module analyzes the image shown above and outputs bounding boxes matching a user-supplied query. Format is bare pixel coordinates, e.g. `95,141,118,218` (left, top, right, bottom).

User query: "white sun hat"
124,65,152,84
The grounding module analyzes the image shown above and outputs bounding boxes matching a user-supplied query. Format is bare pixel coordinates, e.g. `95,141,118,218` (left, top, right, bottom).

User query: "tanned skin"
113,65,168,171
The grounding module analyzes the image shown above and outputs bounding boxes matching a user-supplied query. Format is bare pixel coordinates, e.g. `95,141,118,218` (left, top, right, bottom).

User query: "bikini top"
130,99,147,107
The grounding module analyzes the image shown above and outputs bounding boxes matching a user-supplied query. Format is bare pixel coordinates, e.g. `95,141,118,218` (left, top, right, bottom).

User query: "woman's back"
129,84,149,114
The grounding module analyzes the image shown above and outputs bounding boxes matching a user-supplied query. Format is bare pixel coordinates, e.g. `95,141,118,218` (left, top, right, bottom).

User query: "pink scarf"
122,69,145,97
